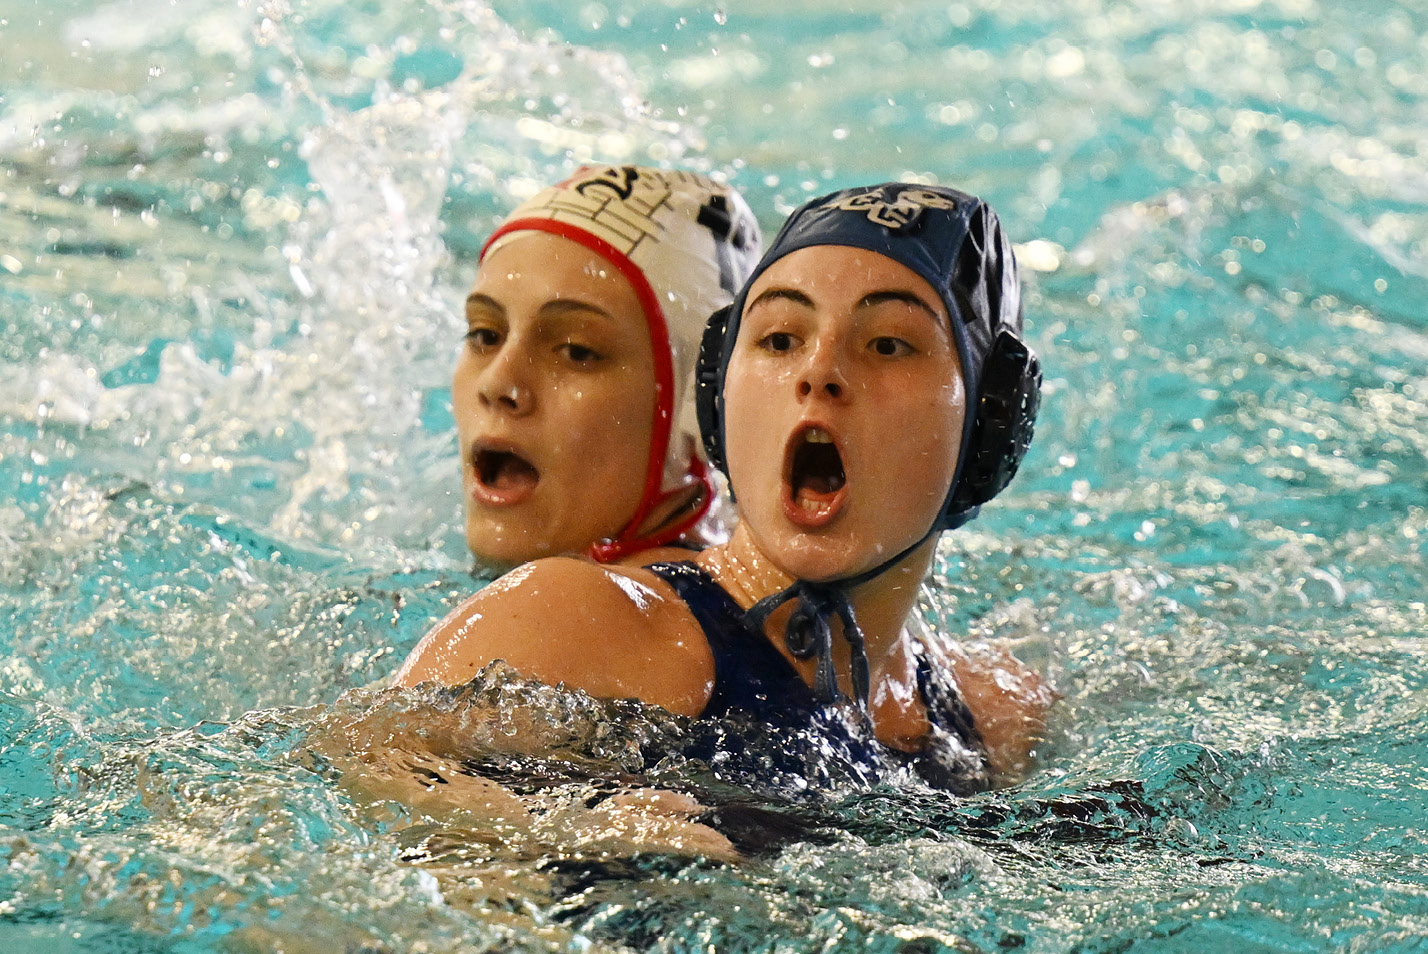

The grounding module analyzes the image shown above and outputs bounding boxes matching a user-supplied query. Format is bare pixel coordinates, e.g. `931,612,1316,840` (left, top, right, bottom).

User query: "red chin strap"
587,452,715,563
481,217,710,565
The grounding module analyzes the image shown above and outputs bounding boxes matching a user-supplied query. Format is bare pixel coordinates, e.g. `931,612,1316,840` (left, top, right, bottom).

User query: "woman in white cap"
456,164,761,568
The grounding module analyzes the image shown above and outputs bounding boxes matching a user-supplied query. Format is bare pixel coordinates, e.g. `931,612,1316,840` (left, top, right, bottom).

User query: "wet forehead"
476,230,626,288
469,231,642,323
745,245,947,322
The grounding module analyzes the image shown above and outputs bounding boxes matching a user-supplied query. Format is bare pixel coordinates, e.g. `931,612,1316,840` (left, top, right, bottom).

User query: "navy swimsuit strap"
644,561,820,719
915,650,987,758
645,561,985,761
645,561,991,789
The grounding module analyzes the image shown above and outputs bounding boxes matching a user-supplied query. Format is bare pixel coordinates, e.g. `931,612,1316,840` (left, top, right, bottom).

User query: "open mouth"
785,425,847,525
471,446,540,504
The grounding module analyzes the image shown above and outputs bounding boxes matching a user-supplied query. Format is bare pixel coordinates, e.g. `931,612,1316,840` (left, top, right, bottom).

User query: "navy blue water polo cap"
697,181,1040,531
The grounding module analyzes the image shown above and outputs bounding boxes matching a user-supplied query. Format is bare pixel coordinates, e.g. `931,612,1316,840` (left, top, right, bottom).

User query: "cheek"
938,384,967,464
450,362,479,435
565,380,657,476
720,365,770,480
585,377,654,435
865,370,960,474
903,391,964,498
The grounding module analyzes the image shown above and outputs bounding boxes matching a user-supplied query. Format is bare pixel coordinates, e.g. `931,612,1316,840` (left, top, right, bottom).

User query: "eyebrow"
859,290,942,320
464,293,620,324
745,286,942,321
465,292,503,317
745,287,814,313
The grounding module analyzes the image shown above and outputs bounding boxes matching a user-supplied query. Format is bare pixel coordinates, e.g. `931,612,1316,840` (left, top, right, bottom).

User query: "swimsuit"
645,561,991,793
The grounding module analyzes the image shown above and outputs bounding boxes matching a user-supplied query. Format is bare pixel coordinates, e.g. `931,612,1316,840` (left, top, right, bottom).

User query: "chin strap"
745,580,871,711
587,453,713,563
741,534,935,714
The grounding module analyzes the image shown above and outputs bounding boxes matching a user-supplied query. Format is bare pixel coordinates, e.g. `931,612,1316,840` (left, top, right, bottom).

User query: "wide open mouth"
791,428,846,498
472,446,540,501
785,425,847,524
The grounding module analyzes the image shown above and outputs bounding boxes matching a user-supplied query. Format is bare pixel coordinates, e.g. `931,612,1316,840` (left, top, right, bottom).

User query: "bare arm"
393,558,715,717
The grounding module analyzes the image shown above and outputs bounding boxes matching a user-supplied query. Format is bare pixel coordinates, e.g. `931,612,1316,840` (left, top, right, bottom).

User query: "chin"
467,541,526,571
765,533,866,584
465,519,550,569
778,520,932,584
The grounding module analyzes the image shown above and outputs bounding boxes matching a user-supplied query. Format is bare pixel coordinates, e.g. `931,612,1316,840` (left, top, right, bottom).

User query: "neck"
697,523,936,676
635,479,709,541
596,477,712,563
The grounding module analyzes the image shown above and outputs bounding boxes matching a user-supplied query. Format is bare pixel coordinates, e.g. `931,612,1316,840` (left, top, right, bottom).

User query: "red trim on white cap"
480,217,714,562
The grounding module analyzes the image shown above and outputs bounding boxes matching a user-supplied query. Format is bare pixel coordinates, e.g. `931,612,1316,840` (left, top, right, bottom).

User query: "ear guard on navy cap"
938,329,1042,530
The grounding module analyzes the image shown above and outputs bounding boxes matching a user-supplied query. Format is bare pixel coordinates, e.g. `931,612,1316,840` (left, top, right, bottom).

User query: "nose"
476,346,535,416
795,339,849,402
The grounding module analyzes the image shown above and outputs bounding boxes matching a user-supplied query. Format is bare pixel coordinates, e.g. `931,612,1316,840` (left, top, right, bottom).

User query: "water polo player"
457,165,760,567
400,182,1049,788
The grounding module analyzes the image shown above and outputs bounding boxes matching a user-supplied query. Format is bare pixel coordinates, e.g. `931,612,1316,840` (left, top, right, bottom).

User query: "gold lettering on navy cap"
825,187,959,229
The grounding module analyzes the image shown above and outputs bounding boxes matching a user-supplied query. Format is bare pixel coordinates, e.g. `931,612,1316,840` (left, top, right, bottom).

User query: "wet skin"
455,232,657,567
400,245,1050,783
721,245,965,582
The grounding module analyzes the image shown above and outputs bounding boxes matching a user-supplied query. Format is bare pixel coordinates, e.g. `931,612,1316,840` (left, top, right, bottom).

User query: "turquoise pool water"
3,0,1427,950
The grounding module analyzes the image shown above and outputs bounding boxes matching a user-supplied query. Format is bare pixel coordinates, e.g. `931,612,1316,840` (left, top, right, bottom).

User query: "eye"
870,336,914,357
759,331,798,352
559,342,603,365
465,327,502,351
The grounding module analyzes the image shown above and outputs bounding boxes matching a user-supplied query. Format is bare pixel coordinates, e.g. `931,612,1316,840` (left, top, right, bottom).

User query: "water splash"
5,0,1428,950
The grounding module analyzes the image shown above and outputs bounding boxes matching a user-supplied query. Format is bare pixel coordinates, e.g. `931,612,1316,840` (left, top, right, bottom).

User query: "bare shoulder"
393,558,714,716
916,624,1054,785
615,545,705,567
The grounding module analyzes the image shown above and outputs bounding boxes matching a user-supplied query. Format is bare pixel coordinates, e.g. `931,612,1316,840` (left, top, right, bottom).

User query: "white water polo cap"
480,165,762,562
